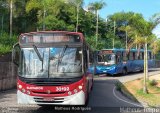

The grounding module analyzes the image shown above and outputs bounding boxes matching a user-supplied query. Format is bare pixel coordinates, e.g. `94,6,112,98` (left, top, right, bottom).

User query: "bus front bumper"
17,90,85,105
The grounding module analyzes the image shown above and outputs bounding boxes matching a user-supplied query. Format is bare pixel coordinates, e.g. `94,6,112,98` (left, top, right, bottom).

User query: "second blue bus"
90,49,155,76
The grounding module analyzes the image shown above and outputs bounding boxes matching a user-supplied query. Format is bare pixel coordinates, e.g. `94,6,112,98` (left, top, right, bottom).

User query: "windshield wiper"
33,44,44,71
61,45,68,60
57,45,68,72
33,45,43,61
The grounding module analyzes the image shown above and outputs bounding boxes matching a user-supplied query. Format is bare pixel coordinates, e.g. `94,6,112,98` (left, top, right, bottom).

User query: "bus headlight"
78,85,82,90
18,85,22,89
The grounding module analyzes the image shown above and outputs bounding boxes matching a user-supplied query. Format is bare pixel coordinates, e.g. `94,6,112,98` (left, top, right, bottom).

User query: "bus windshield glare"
98,54,115,65
19,47,82,78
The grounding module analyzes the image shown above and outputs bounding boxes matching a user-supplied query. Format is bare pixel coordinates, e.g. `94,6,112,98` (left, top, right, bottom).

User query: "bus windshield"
98,54,115,65
20,47,82,78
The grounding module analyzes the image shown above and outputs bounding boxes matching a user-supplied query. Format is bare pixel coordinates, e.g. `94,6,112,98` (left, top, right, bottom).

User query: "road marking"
113,86,143,107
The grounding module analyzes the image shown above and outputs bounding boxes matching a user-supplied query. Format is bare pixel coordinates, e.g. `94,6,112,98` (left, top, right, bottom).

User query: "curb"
120,87,149,107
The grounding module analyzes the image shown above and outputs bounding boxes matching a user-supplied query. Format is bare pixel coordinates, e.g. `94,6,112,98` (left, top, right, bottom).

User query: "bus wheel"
85,86,90,106
90,78,93,91
85,92,89,106
122,68,127,76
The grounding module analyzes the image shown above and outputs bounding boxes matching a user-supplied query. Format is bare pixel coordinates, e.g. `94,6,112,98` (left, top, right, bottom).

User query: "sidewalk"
149,74,160,80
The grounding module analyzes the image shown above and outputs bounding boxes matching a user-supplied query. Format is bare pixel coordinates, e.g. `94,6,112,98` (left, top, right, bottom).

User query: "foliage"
88,0,106,47
0,0,160,54
148,79,158,86
115,82,122,91
107,12,159,53
0,44,11,54
0,32,17,54
150,38,160,55
88,0,106,12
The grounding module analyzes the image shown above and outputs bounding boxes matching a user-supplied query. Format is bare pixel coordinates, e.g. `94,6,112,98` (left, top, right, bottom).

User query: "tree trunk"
96,10,99,48
10,0,13,38
76,5,79,32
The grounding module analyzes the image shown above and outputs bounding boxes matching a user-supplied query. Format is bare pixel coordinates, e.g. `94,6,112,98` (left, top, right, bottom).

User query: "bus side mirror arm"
12,43,20,66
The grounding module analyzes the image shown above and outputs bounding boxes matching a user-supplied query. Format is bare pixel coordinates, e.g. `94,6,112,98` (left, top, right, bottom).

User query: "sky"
83,0,160,38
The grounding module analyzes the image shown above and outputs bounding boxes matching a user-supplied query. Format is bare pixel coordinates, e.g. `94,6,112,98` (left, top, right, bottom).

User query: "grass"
122,79,160,107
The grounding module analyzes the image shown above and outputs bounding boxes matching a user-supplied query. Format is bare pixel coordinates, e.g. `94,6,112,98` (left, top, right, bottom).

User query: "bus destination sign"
20,33,81,44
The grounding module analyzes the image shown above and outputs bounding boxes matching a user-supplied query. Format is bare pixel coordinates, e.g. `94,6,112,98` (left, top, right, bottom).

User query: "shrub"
0,44,11,54
0,32,18,55
149,79,158,86
115,82,122,91
0,32,17,46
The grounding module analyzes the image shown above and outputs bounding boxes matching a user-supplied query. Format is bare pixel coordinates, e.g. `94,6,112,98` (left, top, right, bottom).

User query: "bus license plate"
43,97,53,101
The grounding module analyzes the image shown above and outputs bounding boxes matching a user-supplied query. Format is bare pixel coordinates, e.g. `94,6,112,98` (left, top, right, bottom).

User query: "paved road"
94,68,160,83
0,69,160,113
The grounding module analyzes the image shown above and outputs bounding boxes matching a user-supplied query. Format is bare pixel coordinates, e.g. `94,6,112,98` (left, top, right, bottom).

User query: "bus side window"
83,46,88,72
152,53,155,59
116,55,120,64
139,52,142,60
133,52,135,60
142,52,144,59
129,52,133,60
127,52,129,60
123,52,127,61
137,51,140,59
133,52,138,60
148,52,151,60
89,50,93,66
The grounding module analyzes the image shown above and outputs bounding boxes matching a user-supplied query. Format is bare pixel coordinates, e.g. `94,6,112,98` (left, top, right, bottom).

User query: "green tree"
65,0,83,32
26,0,76,31
88,0,106,48
0,0,9,34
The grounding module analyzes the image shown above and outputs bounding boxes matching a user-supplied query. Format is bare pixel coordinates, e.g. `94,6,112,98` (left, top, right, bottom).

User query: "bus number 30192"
56,87,70,91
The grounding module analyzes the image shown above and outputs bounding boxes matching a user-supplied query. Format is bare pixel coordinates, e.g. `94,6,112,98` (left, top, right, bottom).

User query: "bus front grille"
34,97,64,103
32,91,65,95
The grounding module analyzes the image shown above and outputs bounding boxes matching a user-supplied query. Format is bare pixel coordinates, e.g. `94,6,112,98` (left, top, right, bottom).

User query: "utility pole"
126,30,127,50
143,37,148,94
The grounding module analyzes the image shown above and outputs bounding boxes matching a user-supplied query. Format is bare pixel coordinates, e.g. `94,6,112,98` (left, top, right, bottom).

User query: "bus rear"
12,31,93,105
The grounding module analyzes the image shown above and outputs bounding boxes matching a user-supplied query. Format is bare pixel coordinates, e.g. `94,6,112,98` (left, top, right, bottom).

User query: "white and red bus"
12,31,94,105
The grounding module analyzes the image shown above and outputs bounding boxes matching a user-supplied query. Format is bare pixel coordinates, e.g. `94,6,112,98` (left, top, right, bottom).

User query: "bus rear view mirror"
12,43,20,66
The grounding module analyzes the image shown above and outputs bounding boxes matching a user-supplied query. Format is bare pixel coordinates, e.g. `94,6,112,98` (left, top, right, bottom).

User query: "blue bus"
90,49,155,75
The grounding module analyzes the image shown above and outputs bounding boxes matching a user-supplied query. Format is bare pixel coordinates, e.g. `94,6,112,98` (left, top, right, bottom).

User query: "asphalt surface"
0,69,160,113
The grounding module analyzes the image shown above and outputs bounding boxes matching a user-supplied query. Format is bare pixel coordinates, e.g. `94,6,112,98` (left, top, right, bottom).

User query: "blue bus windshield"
98,54,115,65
